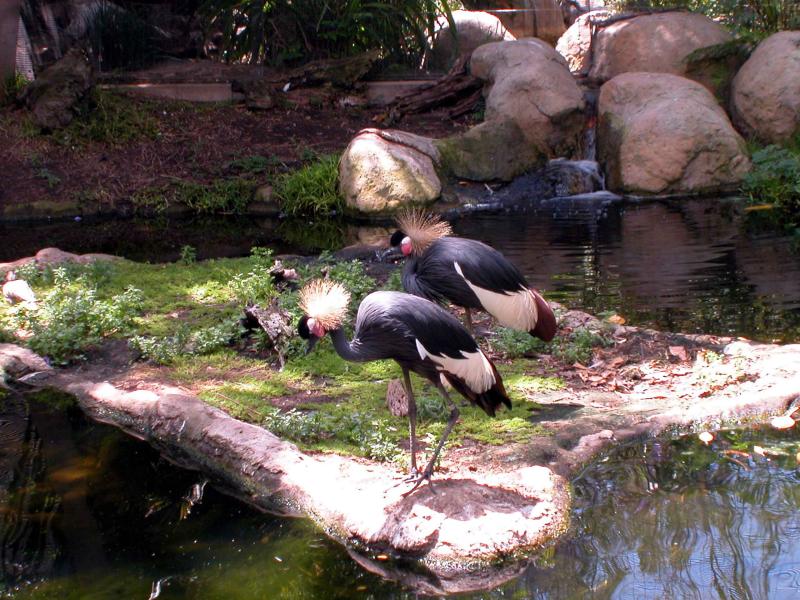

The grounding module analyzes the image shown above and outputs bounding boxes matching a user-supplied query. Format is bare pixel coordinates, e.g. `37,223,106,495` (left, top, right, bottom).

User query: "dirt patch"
0,86,475,218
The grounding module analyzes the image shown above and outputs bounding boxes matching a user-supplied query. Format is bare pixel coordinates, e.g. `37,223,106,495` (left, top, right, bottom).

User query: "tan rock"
464,0,566,45
339,129,442,214
597,72,750,194
461,39,585,179
589,12,732,88
556,10,613,75
427,10,515,71
731,31,800,144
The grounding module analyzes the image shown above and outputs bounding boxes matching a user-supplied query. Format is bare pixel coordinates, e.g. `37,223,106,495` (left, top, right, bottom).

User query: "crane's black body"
401,237,525,309
299,290,509,493
395,236,557,341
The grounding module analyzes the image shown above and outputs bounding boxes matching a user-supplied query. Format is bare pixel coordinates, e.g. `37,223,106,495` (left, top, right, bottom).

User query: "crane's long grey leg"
464,307,474,335
401,368,419,479
403,380,459,496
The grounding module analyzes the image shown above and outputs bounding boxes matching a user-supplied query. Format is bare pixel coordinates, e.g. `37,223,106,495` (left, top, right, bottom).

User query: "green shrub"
606,1,800,37
492,326,611,364
742,142,800,224
2,73,29,106
12,268,143,364
229,265,276,306
84,3,161,71
130,318,244,365
201,0,454,66
274,154,343,217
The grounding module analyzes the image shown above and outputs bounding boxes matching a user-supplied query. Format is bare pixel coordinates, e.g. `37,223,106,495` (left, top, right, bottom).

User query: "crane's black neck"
328,327,362,362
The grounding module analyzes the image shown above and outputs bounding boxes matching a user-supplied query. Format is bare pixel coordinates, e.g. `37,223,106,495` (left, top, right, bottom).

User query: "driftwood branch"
376,53,484,126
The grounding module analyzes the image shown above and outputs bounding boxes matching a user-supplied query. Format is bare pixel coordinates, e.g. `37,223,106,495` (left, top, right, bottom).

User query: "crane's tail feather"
529,290,557,342
442,359,510,417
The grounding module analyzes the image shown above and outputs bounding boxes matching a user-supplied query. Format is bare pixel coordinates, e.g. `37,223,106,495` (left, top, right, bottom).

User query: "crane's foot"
401,465,436,497
403,466,420,483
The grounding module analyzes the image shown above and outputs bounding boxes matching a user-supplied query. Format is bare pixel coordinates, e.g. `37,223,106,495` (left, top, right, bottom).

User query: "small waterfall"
582,114,597,161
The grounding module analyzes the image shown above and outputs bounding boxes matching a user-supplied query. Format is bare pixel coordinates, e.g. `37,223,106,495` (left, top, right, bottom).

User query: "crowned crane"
297,279,510,494
2,271,37,309
389,211,557,341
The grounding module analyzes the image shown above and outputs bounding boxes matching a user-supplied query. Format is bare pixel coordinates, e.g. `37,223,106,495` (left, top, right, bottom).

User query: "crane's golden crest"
299,279,351,329
396,209,452,255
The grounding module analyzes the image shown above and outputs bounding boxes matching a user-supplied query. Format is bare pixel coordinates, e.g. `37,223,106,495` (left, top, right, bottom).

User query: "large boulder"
588,12,732,91
597,72,750,195
339,129,442,214
556,10,613,75
453,39,585,181
20,47,93,131
462,0,567,45
427,10,514,71
730,31,800,145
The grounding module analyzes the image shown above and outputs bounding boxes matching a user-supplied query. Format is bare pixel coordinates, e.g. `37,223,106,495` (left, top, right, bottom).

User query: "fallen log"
376,53,484,126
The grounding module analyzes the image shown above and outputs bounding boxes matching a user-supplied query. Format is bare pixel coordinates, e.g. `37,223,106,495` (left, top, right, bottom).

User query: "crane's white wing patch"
415,339,494,393
453,262,537,331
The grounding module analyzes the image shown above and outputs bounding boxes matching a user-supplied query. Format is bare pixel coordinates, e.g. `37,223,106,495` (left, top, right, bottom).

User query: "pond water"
3,393,800,598
3,196,798,342
2,196,800,597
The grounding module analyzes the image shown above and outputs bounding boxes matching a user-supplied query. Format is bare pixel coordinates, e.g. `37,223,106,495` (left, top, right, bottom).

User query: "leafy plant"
1,73,29,106
11,268,143,364
130,318,244,364
201,0,454,66
84,2,162,71
605,0,800,37
742,142,800,225
274,154,343,217
179,245,197,265
229,265,276,306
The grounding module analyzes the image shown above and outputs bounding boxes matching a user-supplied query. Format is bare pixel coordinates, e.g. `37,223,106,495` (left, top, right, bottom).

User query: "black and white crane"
389,211,557,341
297,279,510,494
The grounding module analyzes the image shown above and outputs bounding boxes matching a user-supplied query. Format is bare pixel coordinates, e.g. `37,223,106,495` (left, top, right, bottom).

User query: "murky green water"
3,393,800,598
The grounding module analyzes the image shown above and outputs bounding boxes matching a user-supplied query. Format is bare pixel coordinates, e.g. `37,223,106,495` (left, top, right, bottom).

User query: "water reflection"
453,198,800,342
506,429,800,599
3,393,800,598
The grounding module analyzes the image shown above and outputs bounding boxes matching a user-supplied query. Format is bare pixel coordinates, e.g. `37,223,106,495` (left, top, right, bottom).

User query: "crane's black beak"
305,336,319,355
379,246,403,262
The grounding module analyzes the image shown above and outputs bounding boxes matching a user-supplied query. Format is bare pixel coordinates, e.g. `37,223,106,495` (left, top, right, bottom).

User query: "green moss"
0,253,579,461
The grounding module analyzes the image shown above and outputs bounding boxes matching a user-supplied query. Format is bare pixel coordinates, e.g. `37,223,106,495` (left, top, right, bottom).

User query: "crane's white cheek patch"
453,262,537,331
415,339,494,393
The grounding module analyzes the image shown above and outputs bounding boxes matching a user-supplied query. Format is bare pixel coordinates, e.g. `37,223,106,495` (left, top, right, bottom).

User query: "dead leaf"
606,314,626,325
698,431,714,444
753,445,766,456
771,415,796,430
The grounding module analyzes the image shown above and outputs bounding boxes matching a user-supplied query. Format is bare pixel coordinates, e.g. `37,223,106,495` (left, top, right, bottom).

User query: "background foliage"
200,0,454,66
